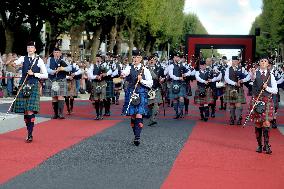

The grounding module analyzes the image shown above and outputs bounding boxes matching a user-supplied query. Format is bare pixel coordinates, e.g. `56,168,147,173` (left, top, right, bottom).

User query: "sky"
184,0,263,59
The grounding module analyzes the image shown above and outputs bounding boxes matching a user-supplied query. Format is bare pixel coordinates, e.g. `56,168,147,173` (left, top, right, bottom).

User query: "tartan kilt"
168,81,187,99
249,96,274,123
148,88,163,105
194,87,214,105
89,80,107,101
106,80,114,98
12,82,40,114
124,91,148,116
223,85,246,104
43,79,67,97
66,79,77,97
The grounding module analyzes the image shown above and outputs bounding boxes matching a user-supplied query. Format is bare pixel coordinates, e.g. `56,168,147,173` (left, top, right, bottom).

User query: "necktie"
261,71,266,81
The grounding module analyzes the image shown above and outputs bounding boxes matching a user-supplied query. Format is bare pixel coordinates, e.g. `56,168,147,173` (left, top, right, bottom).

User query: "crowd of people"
2,41,284,154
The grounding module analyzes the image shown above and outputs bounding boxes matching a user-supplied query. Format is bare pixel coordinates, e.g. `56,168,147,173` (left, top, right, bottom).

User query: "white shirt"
121,63,153,88
87,63,113,80
251,69,278,94
46,57,72,75
66,63,82,79
224,66,250,86
168,63,192,80
15,55,48,79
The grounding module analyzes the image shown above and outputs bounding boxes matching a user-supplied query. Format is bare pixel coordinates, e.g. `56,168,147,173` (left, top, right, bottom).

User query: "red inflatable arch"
186,34,256,67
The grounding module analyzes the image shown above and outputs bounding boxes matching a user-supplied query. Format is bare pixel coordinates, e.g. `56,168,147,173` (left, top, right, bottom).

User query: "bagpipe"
125,64,145,114
243,65,275,127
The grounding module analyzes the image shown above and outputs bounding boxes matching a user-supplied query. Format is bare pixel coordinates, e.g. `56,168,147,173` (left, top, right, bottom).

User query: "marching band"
8,42,284,154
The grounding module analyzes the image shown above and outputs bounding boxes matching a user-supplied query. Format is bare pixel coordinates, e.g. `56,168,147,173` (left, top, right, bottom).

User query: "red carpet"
162,122,284,189
0,119,122,184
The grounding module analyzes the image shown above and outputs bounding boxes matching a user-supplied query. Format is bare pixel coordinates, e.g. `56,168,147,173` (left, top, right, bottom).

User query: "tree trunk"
149,38,156,54
47,22,59,55
115,30,123,55
128,29,134,61
107,24,117,53
90,25,103,62
70,24,84,61
5,27,15,53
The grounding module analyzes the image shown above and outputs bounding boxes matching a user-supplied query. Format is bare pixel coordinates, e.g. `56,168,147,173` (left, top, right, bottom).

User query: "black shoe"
100,115,104,120
271,120,277,129
230,119,234,125
237,119,242,125
148,121,157,126
264,144,272,154
256,145,262,153
58,115,65,119
133,139,140,146
174,114,180,119
203,117,208,122
95,116,100,120
211,113,215,118
52,115,58,119
26,135,33,143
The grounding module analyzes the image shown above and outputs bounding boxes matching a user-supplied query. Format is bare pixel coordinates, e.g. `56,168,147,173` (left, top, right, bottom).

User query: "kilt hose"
249,96,274,123
43,79,68,97
13,82,40,114
194,87,214,105
223,85,246,104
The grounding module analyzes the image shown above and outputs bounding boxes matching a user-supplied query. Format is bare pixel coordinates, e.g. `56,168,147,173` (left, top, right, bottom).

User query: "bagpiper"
147,55,165,126
121,50,153,146
103,53,115,116
249,55,278,154
270,63,284,128
181,55,196,115
13,41,48,142
111,55,123,105
45,48,72,119
205,57,222,118
215,56,228,110
224,56,250,125
88,54,112,120
194,60,215,121
65,60,82,115
168,52,192,119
